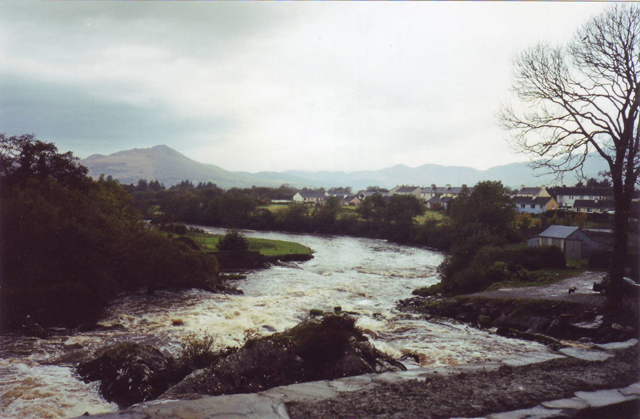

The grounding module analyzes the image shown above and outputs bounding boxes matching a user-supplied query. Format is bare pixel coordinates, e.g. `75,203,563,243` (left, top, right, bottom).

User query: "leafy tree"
587,177,611,188
280,202,310,232
219,191,258,228
314,196,341,233
217,229,249,252
499,4,640,303
0,133,89,191
384,194,424,243
0,137,222,331
448,181,516,241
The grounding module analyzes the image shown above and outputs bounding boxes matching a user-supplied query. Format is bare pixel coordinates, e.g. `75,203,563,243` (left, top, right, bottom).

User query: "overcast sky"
0,2,607,173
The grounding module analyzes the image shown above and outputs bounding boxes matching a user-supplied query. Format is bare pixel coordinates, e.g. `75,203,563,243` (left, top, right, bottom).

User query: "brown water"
0,228,550,418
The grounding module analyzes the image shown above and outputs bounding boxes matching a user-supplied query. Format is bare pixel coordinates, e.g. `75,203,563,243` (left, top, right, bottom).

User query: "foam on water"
0,227,551,418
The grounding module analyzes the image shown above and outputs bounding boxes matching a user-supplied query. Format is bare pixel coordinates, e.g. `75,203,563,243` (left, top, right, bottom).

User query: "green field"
186,231,313,256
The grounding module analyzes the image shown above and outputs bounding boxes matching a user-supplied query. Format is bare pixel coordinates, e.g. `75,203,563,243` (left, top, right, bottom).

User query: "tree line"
0,134,227,333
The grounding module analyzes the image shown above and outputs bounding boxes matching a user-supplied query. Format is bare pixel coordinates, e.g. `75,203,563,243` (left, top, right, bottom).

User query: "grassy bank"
186,231,314,257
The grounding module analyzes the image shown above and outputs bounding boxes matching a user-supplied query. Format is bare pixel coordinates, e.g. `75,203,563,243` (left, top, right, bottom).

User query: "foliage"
0,133,89,192
448,181,516,240
0,136,222,331
178,332,223,372
384,194,425,243
217,229,249,252
439,245,566,295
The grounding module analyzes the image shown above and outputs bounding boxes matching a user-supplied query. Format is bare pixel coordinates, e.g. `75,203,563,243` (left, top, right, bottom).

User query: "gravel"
287,344,639,419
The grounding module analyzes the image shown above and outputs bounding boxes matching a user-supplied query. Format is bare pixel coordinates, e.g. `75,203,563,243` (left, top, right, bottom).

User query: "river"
0,228,550,418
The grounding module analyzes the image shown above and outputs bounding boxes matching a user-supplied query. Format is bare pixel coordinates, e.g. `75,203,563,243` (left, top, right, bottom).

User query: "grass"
186,231,313,256
482,267,591,292
414,210,447,224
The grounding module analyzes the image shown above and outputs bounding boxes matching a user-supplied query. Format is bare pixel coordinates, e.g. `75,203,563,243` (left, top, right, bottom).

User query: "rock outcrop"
163,314,405,399
77,343,176,407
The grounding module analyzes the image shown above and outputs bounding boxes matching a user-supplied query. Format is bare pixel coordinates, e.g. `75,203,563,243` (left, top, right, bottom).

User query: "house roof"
516,187,543,196
539,225,580,239
533,197,553,205
554,187,612,197
573,199,614,209
513,196,532,205
395,186,421,193
421,186,469,195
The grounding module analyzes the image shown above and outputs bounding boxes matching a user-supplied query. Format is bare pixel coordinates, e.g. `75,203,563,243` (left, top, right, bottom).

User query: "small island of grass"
187,231,313,257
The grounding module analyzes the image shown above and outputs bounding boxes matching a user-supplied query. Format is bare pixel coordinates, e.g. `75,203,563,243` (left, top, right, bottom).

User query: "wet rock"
163,315,405,399
77,342,175,408
477,315,492,326
523,317,551,334
456,312,475,322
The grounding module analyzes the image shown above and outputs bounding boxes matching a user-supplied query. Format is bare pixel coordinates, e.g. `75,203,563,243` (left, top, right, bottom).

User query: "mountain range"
81,145,609,191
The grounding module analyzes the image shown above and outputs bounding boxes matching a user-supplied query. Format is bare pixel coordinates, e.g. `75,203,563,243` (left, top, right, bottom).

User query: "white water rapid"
0,228,551,418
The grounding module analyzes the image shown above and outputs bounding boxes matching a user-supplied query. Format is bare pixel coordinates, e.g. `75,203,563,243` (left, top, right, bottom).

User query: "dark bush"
293,314,364,375
474,245,566,271
217,229,250,252
588,250,611,269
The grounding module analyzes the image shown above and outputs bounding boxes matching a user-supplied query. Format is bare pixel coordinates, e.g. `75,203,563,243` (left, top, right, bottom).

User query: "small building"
420,184,469,202
573,199,614,214
342,195,361,207
513,185,551,198
527,225,609,259
292,192,325,205
513,196,559,214
554,187,612,209
389,185,422,198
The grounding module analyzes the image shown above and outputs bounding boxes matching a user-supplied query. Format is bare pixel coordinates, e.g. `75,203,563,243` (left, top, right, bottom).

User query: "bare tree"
499,4,640,305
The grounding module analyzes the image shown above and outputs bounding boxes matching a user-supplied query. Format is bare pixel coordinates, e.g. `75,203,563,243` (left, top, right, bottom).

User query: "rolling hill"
81,145,609,190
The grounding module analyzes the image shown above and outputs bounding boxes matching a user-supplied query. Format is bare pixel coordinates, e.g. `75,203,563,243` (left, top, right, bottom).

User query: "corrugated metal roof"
539,225,580,239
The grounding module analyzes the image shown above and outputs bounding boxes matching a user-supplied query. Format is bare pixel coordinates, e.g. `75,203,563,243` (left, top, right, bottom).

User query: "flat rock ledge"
79,339,639,419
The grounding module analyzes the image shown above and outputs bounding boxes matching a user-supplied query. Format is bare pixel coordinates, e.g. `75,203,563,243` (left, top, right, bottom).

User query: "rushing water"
0,228,551,418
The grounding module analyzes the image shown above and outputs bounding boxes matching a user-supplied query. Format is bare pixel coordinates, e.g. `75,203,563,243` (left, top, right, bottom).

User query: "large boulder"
164,314,405,399
77,342,175,407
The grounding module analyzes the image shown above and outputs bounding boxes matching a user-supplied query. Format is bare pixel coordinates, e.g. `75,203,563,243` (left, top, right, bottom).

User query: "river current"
0,228,550,418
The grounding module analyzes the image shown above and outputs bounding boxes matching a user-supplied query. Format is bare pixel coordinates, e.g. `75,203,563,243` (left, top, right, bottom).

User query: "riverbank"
399,271,639,345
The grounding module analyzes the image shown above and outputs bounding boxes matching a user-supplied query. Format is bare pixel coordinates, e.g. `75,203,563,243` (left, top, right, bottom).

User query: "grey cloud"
0,75,233,157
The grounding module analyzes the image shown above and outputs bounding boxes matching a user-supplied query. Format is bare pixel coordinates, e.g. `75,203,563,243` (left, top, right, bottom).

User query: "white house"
389,185,422,198
292,192,325,205
554,187,612,209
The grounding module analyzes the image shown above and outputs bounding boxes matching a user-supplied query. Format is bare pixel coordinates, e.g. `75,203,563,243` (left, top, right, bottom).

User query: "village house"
420,184,470,210
553,186,612,209
527,225,609,259
389,185,422,198
512,186,559,214
292,191,325,205
573,199,614,214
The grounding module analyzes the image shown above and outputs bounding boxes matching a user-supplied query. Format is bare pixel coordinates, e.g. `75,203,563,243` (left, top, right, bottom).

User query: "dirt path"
471,270,607,305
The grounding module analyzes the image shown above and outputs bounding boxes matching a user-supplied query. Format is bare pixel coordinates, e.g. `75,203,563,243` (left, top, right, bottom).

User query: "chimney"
462,184,467,188
431,184,436,189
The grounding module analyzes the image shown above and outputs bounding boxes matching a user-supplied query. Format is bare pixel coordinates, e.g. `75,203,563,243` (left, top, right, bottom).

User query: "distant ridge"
81,145,609,190
82,145,307,189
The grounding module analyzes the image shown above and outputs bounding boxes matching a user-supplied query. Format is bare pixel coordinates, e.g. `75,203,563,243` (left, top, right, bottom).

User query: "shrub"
177,332,224,375
217,229,249,252
588,250,611,269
